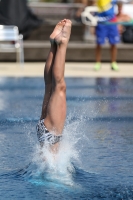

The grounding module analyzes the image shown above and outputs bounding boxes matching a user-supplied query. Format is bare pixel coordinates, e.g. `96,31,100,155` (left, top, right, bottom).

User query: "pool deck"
0,62,133,78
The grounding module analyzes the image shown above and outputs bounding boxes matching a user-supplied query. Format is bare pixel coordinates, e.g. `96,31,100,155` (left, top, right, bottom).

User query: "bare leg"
40,20,66,119
94,44,102,70
44,19,72,137
110,44,117,62
110,44,119,71
96,44,101,62
40,44,56,119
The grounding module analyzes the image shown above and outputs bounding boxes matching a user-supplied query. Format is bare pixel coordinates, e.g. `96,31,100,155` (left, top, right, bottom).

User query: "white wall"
115,4,133,18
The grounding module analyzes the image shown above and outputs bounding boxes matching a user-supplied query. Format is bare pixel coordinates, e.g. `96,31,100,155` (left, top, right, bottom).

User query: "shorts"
96,24,120,45
36,119,62,146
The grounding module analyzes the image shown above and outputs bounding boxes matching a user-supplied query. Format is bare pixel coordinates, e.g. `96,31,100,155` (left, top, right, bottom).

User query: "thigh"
108,25,120,44
44,89,66,135
96,24,107,44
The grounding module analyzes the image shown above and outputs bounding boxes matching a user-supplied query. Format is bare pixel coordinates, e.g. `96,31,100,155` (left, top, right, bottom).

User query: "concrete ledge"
0,42,133,62
0,62,133,78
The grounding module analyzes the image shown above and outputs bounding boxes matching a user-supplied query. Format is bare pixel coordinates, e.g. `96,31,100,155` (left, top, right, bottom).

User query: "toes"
57,20,66,27
67,19,72,23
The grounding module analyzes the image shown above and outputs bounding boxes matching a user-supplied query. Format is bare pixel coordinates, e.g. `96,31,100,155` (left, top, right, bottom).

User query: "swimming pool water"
0,77,133,200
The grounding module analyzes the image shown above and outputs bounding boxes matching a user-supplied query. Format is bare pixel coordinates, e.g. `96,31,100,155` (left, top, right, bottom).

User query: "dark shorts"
96,24,120,45
36,119,62,146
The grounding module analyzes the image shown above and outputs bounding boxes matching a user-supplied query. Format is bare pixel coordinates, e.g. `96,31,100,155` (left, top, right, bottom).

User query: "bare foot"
55,19,72,45
50,19,66,43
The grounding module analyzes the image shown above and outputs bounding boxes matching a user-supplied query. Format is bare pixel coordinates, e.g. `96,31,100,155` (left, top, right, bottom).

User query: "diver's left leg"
40,43,56,119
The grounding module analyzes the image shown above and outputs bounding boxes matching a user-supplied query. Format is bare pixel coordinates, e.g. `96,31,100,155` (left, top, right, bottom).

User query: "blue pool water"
0,77,133,200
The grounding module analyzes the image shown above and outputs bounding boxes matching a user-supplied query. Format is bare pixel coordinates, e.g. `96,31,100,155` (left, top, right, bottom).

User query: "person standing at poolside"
36,19,72,154
94,0,120,71
116,1,132,34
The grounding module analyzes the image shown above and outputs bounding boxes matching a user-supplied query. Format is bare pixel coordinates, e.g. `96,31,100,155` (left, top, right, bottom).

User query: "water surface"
0,77,133,200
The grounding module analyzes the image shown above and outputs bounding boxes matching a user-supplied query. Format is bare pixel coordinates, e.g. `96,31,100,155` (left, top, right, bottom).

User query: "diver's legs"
44,19,72,136
40,20,66,119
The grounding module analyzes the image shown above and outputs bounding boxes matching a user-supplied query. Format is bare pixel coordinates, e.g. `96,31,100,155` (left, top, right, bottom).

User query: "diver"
36,19,72,154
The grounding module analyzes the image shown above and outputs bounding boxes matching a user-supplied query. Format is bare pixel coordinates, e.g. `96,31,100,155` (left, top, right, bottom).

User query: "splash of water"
30,120,82,186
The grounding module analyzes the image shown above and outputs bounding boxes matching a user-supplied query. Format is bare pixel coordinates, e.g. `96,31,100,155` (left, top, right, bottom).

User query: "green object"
101,20,133,26
94,62,101,71
111,62,119,71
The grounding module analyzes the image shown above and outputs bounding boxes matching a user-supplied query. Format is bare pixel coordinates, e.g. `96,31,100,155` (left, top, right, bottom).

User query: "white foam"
31,120,82,186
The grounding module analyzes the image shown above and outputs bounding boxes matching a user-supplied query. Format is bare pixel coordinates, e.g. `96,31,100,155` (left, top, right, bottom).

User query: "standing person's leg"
110,44,117,63
96,44,101,62
94,44,102,71
94,24,105,71
110,44,119,71
108,25,120,71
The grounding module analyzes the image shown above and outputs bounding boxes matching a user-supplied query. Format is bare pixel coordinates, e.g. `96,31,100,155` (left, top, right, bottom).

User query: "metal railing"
0,25,24,66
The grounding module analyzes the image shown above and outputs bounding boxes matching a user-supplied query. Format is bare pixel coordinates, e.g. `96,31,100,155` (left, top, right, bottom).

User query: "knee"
45,83,52,94
54,79,66,93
